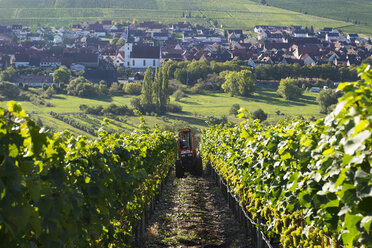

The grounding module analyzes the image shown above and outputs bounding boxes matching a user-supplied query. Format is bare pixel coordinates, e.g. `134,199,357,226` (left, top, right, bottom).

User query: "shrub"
206,115,228,125
229,104,240,115
130,96,142,111
0,81,20,98
42,87,56,99
173,89,184,102
168,79,184,94
109,82,123,96
252,108,268,122
123,82,142,95
167,103,183,113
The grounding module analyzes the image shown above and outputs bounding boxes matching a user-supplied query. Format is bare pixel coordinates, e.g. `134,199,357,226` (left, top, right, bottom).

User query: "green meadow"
1,86,323,137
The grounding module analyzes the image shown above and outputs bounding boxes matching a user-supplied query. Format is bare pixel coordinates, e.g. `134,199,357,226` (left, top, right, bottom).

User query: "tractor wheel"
175,160,184,178
194,157,203,177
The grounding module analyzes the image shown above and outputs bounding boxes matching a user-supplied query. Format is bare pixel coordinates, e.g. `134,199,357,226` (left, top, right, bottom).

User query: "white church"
122,43,161,69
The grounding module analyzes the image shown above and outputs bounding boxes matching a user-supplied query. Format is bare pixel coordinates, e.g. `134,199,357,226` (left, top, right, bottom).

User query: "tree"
141,66,153,108
160,66,169,113
66,76,98,98
252,108,267,122
0,81,20,98
152,67,162,108
222,70,256,96
108,82,123,96
229,104,240,115
117,66,125,77
0,67,16,81
174,68,187,84
317,89,341,114
277,77,302,100
53,67,71,85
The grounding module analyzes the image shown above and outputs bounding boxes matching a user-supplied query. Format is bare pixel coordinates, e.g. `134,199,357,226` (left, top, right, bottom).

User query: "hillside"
262,0,372,35
0,0,368,34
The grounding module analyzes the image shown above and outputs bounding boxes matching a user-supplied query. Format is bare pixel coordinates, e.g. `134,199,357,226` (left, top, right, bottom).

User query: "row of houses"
0,21,371,74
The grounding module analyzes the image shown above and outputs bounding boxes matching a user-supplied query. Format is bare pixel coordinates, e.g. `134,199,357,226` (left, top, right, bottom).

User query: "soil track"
144,172,249,247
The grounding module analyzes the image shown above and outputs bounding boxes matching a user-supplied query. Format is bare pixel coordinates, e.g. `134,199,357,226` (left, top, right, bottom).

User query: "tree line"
162,60,358,84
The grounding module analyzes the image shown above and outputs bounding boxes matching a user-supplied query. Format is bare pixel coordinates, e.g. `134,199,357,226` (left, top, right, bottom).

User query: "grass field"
1,86,323,136
0,0,368,35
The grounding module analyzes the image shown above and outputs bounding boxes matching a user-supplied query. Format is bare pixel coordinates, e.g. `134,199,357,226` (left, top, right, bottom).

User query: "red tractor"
175,129,203,178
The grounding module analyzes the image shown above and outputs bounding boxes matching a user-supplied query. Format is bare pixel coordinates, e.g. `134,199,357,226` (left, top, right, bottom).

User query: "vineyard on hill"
0,104,176,247
0,65,371,247
200,65,372,247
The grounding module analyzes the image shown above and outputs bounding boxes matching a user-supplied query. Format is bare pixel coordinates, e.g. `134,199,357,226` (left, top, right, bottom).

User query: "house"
152,31,169,41
294,29,307,38
110,25,119,32
138,22,163,33
53,35,63,44
326,32,340,42
88,22,103,31
40,56,62,68
70,63,85,72
12,25,23,31
292,44,322,59
323,27,334,33
112,51,125,67
102,20,112,30
28,33,43,42
254,25,269,33
94,30,106,37
12,54,30,68
247,58,257,68
13,74,53,87
76,53,100,68
267,32,283,42
258,31,268,40
72,24,82,31
301,54,316,65
124,43,161,68
16,29,29,40
347,34,359,40
83,69,117,83
172,22,193,32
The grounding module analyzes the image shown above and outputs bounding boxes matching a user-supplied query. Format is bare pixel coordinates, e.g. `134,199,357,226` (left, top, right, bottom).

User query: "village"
0,20,371,85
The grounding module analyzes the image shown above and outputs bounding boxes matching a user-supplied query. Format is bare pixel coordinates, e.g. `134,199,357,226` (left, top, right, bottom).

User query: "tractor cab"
175,129,202,178
178,130,196,159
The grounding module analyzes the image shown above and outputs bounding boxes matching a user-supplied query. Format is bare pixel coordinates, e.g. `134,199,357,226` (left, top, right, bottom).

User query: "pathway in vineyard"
144,172,249,247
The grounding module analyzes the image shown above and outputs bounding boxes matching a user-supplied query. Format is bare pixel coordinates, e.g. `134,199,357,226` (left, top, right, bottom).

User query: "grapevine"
0,102,176,247
200,65,372,248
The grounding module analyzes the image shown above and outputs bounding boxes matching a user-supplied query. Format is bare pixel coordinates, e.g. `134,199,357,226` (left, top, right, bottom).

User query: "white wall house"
123,43,161,69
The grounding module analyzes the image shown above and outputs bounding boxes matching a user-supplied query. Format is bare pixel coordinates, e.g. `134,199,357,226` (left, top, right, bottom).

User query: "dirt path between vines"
144,172,249,247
